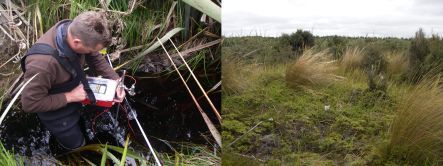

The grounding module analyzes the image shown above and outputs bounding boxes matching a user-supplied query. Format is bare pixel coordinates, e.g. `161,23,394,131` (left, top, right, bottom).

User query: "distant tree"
410,29,429,66
280,29,315,55
280,33,291,46
408,28,430,82
326,35,346,59
423,34,443,74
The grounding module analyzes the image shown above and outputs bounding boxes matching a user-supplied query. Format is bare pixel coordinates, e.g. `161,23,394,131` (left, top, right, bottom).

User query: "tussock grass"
386,51,409,80
387,75,443,164
340,47,364,72
285,50,338,89
222,56,259,95
223,36,409,164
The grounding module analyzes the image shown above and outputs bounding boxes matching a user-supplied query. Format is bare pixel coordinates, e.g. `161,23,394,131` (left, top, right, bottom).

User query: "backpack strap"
21,43,97,105
21,43,77,78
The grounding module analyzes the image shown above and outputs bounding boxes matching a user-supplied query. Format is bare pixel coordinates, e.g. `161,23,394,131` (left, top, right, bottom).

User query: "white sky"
222,0,443,37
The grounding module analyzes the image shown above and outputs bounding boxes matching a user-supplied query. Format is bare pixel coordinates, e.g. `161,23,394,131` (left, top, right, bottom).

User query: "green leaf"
0,73,39,125
181,0,221,22
100,144,108,166
106,145,145,161
114,28,184,70
119,135,130,166
106,151,121,164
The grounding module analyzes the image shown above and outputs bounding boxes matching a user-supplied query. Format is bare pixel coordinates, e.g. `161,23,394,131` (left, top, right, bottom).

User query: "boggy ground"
221,36,414,165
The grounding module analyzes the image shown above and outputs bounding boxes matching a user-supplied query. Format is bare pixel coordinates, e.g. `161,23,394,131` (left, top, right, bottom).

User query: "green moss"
267,152,335,166
222,152,262,166
222,36,407,164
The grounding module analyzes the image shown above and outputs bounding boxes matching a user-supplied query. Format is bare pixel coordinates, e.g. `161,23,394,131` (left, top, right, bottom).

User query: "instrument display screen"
89,83,107,94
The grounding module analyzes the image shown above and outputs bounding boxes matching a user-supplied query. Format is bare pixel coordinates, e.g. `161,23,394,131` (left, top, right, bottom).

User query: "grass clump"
285,50,338,89
385,76,443,164
340,47,364,72
385,51,409,81
222,56,259,95
160,143,220,166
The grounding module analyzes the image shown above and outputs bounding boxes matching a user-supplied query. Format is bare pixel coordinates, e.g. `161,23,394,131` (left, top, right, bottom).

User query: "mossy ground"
222,37,411,165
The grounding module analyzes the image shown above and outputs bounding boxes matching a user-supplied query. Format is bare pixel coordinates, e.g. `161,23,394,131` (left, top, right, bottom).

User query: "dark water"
0,70,221,163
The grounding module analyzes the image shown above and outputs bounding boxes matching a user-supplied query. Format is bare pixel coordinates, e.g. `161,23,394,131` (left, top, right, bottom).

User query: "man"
20,11,125,150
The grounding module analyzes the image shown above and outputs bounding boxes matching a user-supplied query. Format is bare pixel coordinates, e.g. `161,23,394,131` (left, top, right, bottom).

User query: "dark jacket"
21,20,119,113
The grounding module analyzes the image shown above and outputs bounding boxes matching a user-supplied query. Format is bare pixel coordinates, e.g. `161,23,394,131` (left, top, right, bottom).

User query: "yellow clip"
99,48,107,55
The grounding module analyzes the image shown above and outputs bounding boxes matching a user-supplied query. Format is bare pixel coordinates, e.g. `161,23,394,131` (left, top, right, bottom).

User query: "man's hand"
65,83,87,103
114,78,126,103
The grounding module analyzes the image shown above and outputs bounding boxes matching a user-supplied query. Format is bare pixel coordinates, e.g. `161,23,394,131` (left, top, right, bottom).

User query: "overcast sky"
222,0,443,38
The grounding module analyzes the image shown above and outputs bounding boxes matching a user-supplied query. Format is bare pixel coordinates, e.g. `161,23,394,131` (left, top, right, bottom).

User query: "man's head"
67,11,111,54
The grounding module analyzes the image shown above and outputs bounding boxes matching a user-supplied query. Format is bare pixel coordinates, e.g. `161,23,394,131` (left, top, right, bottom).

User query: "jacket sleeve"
21,56,68,113
85,52,119,80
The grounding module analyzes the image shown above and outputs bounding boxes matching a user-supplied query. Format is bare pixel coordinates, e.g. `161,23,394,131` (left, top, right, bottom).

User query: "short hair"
69,11,111,47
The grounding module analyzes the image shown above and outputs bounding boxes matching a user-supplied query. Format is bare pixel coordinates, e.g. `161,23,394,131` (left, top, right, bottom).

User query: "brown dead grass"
285,50,339,88
340,47,364,72
388,75,443,164
385,51,409,80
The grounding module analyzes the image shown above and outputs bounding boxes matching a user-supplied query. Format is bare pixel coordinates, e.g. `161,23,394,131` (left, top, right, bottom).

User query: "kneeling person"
20,11,125,150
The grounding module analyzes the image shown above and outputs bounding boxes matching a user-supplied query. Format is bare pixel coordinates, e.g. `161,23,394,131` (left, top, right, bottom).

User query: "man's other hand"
114,78,126,103
65,83,87,103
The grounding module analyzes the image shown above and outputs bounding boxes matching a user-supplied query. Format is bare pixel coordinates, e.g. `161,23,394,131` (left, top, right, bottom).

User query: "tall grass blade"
175,152,180,165
106,151,121,164
181,0,221,22
119,135,130,166
170,39,221,58
0,25,14,41
114,28,184,70
0,73,39,125
168,39,221,121
160,1,177,37
80,156,96,166
102,144,145,161
157,38,222,147
61,144,147,163
100,144,108,166
34,2,43,37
